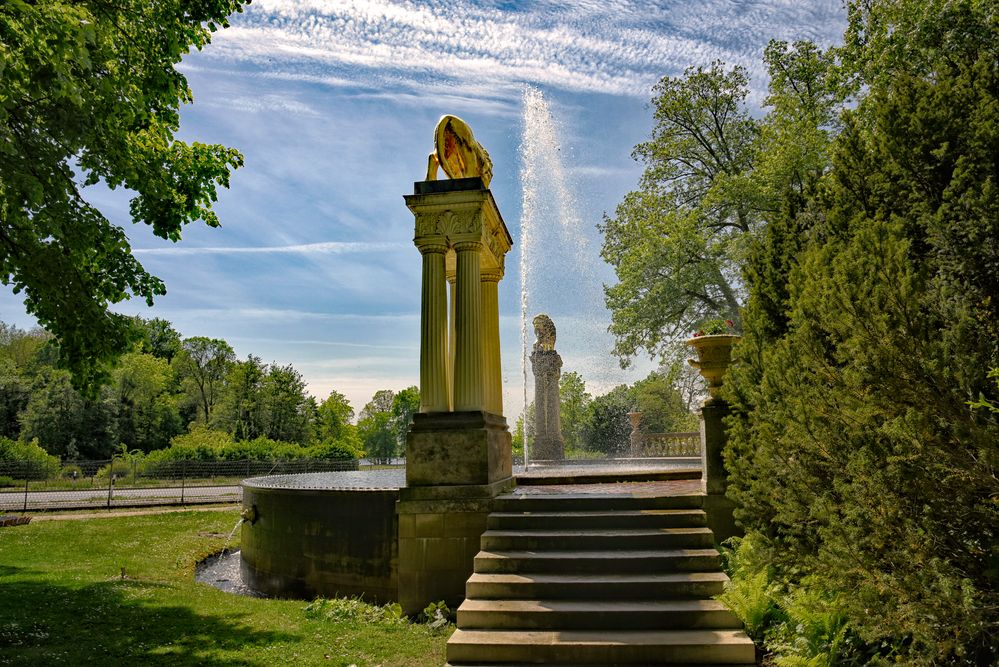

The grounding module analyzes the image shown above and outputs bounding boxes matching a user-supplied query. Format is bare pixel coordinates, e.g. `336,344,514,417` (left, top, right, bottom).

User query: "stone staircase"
446,488,756,666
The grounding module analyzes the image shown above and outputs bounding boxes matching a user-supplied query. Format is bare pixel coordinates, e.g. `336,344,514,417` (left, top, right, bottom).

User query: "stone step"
457,598,743,630
473,548,722,574
480,527,715,552
516,468,701,486
465,571,729,600
487,509,707,530
492,493,704,513
446,629,757,665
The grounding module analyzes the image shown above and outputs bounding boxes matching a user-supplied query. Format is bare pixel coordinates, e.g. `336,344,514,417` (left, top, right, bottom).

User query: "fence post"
180,459,186,505
23,472,29,512
107,460,114,510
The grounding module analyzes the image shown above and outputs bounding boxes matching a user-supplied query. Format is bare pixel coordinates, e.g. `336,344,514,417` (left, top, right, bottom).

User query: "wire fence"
0,458,362,512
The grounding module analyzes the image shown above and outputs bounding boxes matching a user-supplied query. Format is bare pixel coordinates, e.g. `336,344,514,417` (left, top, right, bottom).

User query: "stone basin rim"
242,470,407,492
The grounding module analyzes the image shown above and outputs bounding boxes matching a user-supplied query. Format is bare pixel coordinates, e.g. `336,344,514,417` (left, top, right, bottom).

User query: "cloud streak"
133,241,406,255
197,0,847,101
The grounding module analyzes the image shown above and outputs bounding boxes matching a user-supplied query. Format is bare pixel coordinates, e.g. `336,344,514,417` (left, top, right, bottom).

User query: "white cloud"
194,0,846,102
133,241,406,255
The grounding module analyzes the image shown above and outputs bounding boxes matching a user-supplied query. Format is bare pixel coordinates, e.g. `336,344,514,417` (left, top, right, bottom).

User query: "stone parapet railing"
630,431,700,458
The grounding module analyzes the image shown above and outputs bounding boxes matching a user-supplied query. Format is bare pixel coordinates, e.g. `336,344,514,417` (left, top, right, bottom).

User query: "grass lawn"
0,508,450,666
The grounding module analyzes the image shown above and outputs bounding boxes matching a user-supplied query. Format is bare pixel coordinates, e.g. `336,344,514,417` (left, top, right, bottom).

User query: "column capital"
481,267,503,282
416,240,448,255
453,240,482,253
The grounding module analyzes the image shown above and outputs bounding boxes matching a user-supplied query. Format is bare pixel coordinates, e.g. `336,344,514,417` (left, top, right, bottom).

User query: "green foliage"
418,600,455,634
721,535,894,666
580,384,633,455
0,436,60,478
315,390,355,443
724,1,999,662
355,387,420,463
173,337,235,423
600,62,757,365
718,535,781,642
558,371,591,453
143,425,358,466
1,0,246,392
0,475,15,487
304,597,405,626
391,386,421,452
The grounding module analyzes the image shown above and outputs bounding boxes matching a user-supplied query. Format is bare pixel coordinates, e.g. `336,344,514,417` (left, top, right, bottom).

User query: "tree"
19,368,117,459
600,62,758,365
724,1,999,661
0,323,51,438
133,317,182,362
173,337,234,423
314,390,355,444
558,371,591,452
390,386,420,453
213,355,265,440
1,0,246,392
580,384,634,456
111,351,181,452
631,371,696,433
258,363,312,444
358,389,398,463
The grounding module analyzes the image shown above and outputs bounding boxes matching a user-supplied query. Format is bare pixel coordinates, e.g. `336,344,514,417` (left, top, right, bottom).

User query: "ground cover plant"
0,509,449,665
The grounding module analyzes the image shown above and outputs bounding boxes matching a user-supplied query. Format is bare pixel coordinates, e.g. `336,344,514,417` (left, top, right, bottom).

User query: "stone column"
481,269,503,416
446,274,456,411
453,241,484,411
418,244,449,412
700,399,739,542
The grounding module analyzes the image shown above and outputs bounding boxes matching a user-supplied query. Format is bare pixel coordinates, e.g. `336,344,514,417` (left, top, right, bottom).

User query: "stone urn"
687,334,741,400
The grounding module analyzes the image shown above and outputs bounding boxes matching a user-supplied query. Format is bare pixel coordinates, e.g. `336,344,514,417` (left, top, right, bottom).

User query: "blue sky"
1,0,846,417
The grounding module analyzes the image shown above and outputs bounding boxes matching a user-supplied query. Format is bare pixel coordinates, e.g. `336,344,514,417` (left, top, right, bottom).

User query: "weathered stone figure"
531,314,564,460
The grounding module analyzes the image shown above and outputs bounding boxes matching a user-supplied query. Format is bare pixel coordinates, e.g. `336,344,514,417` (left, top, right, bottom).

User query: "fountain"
518,86,656,467
233,96,692,611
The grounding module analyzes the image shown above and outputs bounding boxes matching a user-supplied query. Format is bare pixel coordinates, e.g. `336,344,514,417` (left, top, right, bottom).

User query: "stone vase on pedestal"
687,334,741,403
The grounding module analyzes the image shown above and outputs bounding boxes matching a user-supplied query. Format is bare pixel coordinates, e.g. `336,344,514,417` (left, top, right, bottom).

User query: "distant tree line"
0,317,418,463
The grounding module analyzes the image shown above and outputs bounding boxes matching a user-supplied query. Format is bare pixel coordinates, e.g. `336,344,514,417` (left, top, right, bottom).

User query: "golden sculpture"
426,115,493,187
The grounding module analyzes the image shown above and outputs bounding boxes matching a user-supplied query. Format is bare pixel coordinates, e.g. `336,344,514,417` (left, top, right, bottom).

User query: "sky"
1,0,847,419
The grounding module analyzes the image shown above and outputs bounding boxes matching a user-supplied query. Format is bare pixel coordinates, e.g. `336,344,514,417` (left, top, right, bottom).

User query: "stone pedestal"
531,347,564,461
398,411,513,615
700,399,739,542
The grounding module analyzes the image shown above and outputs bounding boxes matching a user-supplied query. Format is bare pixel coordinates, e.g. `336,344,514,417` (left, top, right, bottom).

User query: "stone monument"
397,115,514,615
530,314,564,461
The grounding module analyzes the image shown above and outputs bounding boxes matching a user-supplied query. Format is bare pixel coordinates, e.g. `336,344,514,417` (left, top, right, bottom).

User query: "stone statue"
530,314,564,460
426,115,494,187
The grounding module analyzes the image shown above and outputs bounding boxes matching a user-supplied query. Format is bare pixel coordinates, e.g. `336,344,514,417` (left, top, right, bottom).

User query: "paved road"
0,484,242,512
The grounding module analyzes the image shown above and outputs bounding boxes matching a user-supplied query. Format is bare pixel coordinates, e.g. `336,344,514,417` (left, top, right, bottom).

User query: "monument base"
406,411,512,487
398,411,514,615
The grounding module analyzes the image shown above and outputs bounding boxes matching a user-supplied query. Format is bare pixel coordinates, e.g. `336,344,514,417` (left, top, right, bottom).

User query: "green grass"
0,510,450,665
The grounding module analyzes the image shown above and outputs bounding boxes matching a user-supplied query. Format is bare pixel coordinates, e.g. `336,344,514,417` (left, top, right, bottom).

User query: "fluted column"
453,241,484,411
481,269,503,415
418,244,449,412
447,275,456,411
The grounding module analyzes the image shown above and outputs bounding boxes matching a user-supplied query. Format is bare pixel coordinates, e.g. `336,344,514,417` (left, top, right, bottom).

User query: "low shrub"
0,437,60,479
304,597,404,626
0,475,16,487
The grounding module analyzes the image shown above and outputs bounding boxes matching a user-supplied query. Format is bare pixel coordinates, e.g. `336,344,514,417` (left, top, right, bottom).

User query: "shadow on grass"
0,577,298,665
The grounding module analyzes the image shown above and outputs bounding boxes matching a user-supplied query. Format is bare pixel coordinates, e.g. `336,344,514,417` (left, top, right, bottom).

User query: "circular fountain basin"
240,470,405,603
